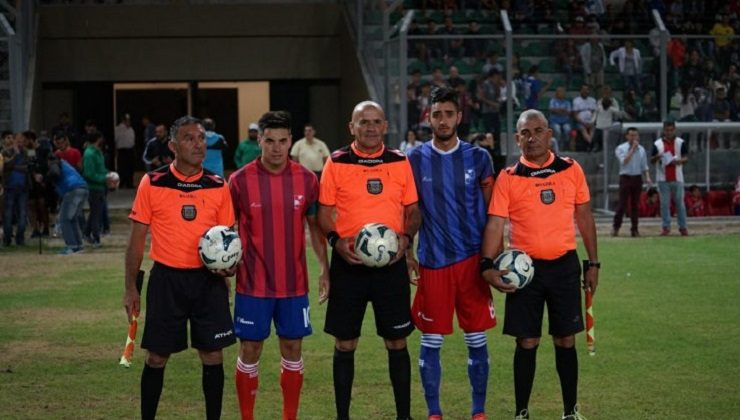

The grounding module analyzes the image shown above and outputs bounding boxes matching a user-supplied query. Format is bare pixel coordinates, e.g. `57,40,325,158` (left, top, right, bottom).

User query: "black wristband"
583,260,601,269
327,231,340,248
480,257,495,274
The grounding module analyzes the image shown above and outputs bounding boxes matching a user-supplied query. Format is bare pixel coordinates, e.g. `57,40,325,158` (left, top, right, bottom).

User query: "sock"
419,334,444,416
465,332,489,416
280,357,304,420
514,344,538,415
202,363,225,420
141,364,165,420
333,348,355,420
235,358,259,420
388,347,411,420
555,345,578,415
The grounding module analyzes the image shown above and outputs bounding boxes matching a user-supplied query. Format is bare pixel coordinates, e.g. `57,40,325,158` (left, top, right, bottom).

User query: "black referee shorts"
324,252,414,341
141,262,236,354
502,250,584,339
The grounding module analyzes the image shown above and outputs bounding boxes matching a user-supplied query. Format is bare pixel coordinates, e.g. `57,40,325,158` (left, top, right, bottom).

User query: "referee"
123,116,237,420
481,109,599,420
317,100,421,420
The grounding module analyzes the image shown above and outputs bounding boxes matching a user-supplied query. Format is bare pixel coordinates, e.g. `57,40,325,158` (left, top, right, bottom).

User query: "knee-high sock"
419,334,444,416
514,344,538,414
280,357,304,420
465,332,489,416
388,347,411,419
202,363,225,420
555,345,578,415
235,358,259,420
141,364,165,420
333,348,355,420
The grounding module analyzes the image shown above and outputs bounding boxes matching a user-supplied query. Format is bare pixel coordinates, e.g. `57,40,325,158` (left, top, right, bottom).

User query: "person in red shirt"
480,109,599,420
685,184,706,217
53,132,82,170
318,101,420,420
639,187,660,217
124,116,236,420
228,111,329,420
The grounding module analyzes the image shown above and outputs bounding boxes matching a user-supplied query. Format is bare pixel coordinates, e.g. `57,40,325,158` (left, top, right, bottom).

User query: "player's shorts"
233,293,312,341
141,262,236,354
503,250,584,338
411,254,497,334
324,253,414,341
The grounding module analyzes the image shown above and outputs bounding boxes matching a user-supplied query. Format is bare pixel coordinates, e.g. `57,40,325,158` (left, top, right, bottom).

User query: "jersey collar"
519,151,555,169
430,138,461,155
351,142,385,158
170,163,203,182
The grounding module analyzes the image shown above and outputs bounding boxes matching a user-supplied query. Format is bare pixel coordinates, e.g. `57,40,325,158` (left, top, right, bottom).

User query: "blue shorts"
234,293,312,341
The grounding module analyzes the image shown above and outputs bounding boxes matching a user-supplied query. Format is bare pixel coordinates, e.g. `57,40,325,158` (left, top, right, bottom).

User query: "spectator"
556,39,581,89
290,123,331,180
667,36,687,91
651,121,689,236
681,50,704,90
609,40,643,93
83,131,108,248
729,88,740,121
523,65,553,110
400,129,421,154
54,132,82,170
25,131,52,239
114,113,136,189
685,184,706,217
418,82,433,129
447,66,465,89
51,112,79,151
234,123,262,169
670,83,699,122
2,132,30,246
142,124,174,171
141,116,156,147
478,69,503,138
612,127,652,237
46,154,88,255
437,16,465,64
455,82,475,139
639,92,661,122
572,84,597,148
734,176,740,215
639,186,660,217
423,18,442,63
548,87,574,152
590,86,622,152
481,51,504,76
580,38,607,90
622,89,640,121
202,118,227,177
712,86,732,148
431,67,449,89
709,14,735,66
464,20,488,61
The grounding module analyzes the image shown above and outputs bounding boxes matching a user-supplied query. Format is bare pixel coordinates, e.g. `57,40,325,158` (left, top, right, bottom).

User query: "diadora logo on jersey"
417,311,434,322
181,205,197,221
367,178,383,195
540,189,556,205
530,168,556,177
464,168,475,185
293,194,305,210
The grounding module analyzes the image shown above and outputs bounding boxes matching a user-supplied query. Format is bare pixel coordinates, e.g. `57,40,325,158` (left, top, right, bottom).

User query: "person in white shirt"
114,113,135,188
590,86,623,153
612,127,652,237
290,123,331,179
572,85,597,150
609,40,643,93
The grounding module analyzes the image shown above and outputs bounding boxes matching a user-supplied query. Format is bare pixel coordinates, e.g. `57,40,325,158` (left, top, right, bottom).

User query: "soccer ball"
198,225,242,270
354,223,399,267
493,249,535,289
106,171,120,190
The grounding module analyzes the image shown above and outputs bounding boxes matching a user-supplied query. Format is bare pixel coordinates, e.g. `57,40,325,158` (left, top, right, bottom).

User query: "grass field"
0,215,739,419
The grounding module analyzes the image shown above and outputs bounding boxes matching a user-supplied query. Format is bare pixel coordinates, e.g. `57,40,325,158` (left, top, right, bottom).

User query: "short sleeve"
129,175,152,225
318,157,337,206
218,183,236,226
290,141,300,158
478,148,494,180
489,170,510,217
228,172,241,218
321,142,331,158
572,161,591,204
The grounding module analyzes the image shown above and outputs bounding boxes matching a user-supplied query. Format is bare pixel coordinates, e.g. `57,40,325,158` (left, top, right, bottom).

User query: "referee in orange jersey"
123,116,236,420
317,100,421,420
480,109,599,420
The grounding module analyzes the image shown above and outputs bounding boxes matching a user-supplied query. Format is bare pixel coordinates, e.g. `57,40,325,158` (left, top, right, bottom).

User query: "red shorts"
411,254,497,334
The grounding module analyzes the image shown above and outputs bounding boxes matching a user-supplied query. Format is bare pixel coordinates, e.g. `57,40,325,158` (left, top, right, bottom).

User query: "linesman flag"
585,289,595,356
120,270,144,368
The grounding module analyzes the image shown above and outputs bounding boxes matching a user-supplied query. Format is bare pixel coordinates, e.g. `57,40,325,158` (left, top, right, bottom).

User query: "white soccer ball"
493,249,535,289
354,223,399,267
106,171,120,190
198,225,243,271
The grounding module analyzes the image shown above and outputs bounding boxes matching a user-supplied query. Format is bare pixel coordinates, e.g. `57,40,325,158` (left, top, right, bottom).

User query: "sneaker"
472,414,487,420
679,228,689,236
631,229,640,237
562,405,588,420
514,409,529,420
660,227,670,236
59,247,84,255
91,241,102,249
611,228,619,237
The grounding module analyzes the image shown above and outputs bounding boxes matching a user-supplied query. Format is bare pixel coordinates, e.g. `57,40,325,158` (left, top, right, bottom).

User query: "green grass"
0,225,739,419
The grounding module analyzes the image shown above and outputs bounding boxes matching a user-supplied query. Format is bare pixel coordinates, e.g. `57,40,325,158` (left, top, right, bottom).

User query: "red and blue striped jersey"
407,140,494,269
228,160,319,297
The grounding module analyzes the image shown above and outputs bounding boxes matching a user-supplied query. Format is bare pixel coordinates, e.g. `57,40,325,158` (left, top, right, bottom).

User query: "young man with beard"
406,87,497,420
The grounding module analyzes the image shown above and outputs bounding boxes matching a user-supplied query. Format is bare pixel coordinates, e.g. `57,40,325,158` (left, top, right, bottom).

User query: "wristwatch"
584,260,601,269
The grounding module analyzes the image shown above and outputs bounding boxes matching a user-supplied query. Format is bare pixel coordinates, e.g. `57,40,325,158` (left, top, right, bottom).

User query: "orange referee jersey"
319,143,418,238
488,152,590,260
129,164,235,269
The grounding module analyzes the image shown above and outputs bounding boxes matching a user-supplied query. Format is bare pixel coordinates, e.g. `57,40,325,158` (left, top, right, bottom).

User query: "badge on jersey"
181,205,197,221
540,189,555,205
367,178,383,195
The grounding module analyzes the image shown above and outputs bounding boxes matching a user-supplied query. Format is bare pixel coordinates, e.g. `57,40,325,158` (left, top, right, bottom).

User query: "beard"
433,125,457,142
